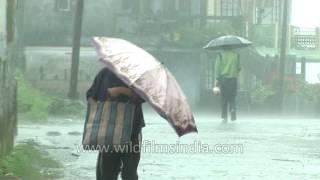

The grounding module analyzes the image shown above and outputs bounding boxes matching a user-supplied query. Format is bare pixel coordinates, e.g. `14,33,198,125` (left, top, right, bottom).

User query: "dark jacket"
86,68,145,138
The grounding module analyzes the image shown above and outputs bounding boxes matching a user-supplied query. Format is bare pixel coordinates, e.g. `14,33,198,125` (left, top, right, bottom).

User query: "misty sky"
291,0,320,27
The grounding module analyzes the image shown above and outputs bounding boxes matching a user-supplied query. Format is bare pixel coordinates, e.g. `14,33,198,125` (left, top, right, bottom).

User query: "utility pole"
68,0,84,99
16,0,26,72
200,0,208,29
278,0,291,112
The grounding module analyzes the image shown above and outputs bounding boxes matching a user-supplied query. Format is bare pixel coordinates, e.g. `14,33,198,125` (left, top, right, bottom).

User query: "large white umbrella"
91,37,197,136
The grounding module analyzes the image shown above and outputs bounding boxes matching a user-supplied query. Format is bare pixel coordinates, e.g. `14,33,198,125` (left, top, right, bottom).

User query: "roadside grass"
0,142,63,180
17,72,86,123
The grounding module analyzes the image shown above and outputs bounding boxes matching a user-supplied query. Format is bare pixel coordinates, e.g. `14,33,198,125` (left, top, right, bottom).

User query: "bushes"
250,84,276,105
297,83,320,116
49,97,85,118
0,143,62,179
250,78,320,115
16,72,52,122
16,72,85,122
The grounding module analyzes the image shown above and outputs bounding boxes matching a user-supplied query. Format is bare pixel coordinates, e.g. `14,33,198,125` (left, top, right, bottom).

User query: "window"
178,0,191,16
306,63,320,84
142,0,155,15
207,0,216,16
162,0,176,16
56,0,71,12
122,0,130,11
206,59,215,91
221,0,240,16
295,62,302,75
202,54,215,92
121,0,140,14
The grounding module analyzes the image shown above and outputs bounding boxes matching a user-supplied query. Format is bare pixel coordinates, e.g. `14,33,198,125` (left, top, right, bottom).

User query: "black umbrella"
203,35,252,50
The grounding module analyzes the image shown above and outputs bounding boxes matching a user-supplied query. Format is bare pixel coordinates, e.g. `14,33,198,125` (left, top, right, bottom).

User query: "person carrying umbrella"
87,67,145,180
214,46,241,122
87,37,197,180
204,35,251,123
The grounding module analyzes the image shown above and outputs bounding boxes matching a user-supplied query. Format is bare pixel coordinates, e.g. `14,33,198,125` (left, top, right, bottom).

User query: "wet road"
17,111,320,180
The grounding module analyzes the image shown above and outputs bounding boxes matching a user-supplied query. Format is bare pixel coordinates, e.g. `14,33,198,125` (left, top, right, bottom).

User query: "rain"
0,0,320,179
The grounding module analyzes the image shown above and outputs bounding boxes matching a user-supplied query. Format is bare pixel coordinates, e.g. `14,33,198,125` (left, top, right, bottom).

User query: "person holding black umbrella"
204,35,251,123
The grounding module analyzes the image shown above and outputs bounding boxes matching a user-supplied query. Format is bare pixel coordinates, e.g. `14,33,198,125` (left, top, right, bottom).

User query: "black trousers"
96,135,141,180
219,78,238,120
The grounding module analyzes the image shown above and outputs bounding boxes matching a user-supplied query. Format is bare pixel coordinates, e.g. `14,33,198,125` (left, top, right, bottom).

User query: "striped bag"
82,101,135,150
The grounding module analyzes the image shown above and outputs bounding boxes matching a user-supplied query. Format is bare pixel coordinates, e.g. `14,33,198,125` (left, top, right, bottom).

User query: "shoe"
221,118,228,124
230,109,236,121
231,112,236,121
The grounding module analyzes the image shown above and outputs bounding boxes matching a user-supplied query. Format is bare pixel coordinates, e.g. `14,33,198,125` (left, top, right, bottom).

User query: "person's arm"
87,97,96,104
103,69,133,100
129,92,146,104
108,87,145,104
107,87,133,97
237,54,241,73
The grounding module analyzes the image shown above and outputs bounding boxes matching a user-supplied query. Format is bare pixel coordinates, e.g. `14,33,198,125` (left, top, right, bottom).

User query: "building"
20,0,275,106
112,0,206,32
205,0,282,46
